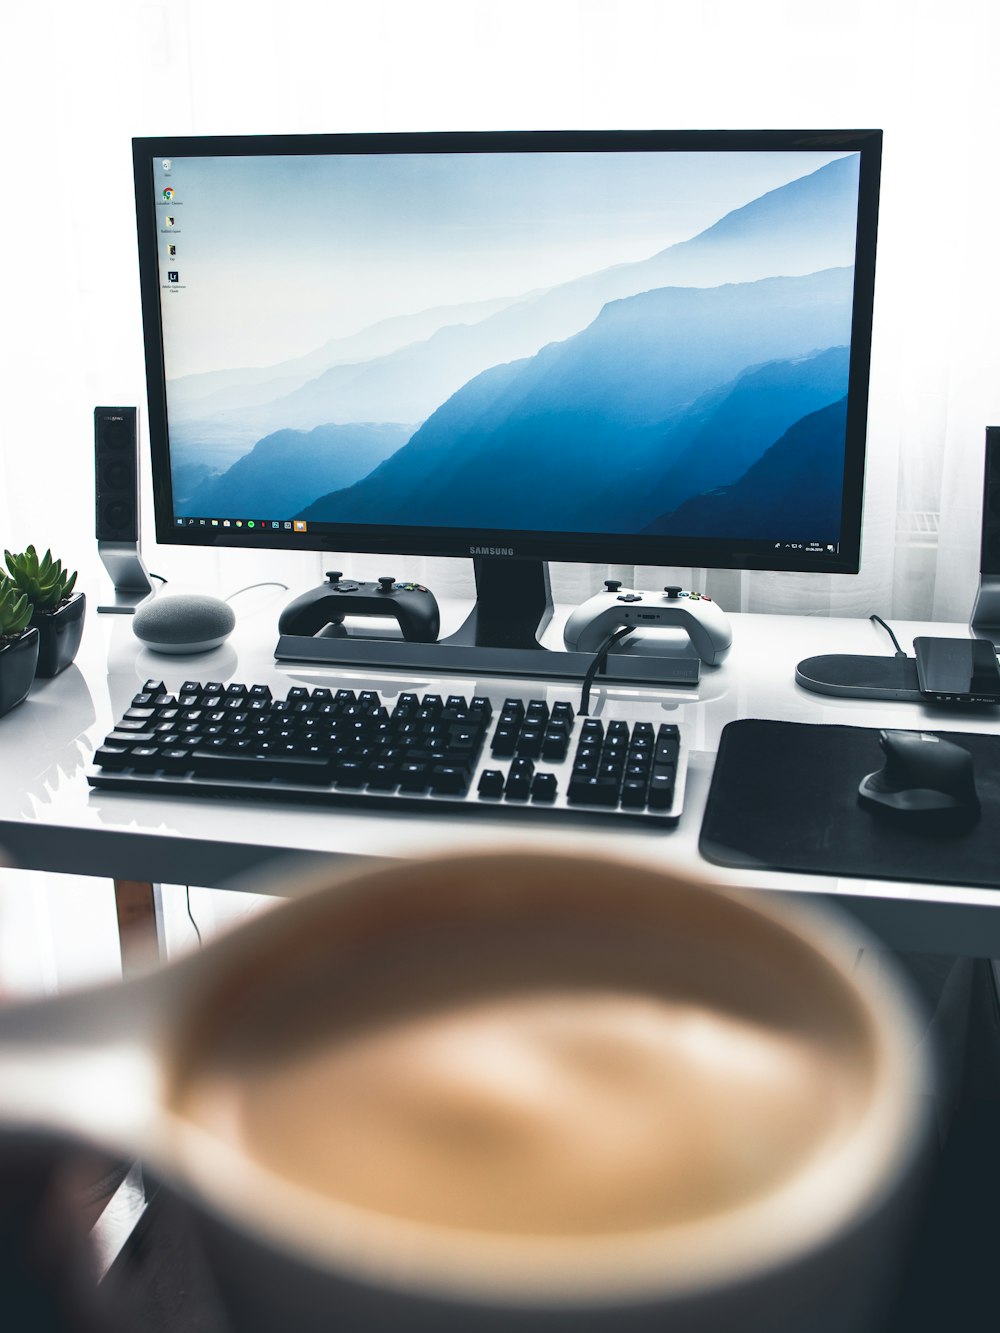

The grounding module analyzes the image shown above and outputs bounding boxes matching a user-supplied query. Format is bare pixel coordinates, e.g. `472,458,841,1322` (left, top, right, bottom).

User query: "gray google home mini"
132,594,236,654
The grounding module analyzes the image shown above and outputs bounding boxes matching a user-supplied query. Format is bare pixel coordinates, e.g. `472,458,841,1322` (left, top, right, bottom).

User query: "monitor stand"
275,556,701,685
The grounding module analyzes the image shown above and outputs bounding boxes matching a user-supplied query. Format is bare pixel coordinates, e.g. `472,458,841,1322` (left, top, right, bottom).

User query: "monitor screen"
133,130,880,583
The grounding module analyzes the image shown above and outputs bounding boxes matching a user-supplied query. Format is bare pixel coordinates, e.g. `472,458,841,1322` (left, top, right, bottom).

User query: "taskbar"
171,516,843,561
175,516,310,533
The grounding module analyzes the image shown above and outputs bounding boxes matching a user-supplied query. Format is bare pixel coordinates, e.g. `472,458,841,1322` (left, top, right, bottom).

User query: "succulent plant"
0,578,33,640
3,545,78,612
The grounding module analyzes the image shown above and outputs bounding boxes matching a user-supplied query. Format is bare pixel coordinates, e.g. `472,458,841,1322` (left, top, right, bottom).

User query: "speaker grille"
95,406,139,543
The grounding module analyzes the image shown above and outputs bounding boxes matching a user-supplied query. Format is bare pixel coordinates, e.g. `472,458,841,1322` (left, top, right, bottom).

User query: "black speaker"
94,406,152,613
95,405,139,542
971,427,1000,642
978,426,1000,575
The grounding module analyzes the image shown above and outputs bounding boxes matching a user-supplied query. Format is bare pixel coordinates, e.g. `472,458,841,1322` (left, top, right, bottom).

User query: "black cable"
185,884,202,947
579,626,635,715
149,572,167,584
869,613,907,657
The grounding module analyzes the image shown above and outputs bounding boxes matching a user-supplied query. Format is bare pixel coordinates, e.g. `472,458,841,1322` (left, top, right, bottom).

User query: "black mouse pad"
699,719,1000,889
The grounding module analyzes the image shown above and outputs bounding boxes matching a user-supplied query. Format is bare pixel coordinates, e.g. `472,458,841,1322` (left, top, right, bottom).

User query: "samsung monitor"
133,129,881,669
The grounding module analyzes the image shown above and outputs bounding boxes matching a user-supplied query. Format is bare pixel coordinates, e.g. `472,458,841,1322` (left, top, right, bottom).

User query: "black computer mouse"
858,729,980,833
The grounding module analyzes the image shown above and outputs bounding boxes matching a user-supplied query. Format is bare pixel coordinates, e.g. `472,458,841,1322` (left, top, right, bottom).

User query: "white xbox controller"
563,582,733,666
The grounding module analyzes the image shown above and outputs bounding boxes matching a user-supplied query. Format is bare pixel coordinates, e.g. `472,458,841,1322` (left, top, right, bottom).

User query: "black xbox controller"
278,571,441,642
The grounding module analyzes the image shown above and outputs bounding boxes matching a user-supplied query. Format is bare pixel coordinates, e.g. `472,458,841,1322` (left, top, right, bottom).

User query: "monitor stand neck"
442,557,552,650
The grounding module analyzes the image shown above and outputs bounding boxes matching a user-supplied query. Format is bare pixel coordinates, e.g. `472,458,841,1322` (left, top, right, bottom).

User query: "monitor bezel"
133,127,882,576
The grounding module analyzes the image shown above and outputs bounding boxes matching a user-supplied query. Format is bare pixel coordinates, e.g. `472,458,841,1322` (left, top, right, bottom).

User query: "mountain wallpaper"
163,149,862,545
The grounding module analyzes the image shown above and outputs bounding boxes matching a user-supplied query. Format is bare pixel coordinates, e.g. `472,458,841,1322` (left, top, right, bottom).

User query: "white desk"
3,599,999,956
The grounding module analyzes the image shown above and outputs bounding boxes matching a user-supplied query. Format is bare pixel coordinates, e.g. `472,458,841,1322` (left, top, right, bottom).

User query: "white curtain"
1,0,998,627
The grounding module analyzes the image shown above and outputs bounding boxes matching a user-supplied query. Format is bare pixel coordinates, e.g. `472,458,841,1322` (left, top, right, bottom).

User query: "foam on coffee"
167,852,884,1253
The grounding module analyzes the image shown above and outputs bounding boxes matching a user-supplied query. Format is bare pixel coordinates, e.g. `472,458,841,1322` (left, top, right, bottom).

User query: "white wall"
1,0,998,616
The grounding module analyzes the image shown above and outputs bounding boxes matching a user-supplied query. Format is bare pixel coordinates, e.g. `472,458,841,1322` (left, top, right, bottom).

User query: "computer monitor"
132,129,881,668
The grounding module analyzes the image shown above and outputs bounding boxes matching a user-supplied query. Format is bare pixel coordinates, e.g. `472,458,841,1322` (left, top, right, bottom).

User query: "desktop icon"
167,243,177,258
161,159,172,172
165,216,176,228
167,271,179,283
293,520,308,532
162,187,175,202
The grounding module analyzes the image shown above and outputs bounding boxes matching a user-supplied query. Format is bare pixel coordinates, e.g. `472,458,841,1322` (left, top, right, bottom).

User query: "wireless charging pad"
795,654,923,702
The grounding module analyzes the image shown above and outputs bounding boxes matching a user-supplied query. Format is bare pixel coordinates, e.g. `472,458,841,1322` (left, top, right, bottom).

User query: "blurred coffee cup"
0,849,929,1331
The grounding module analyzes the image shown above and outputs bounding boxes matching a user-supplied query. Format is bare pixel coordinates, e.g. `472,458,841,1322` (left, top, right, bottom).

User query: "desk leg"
113,879,162,978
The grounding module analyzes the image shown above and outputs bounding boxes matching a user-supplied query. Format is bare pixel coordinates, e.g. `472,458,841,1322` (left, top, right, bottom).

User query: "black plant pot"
0,626,39,716
34,592,86,679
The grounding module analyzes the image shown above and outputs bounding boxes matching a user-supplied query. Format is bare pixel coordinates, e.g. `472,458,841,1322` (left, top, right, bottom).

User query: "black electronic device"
94,405,153,614
795,653,923,701
858,728,980,832
132,129,881,677
913,636,1000,705
88,678,689,826
970,425,1000,644
278,572,441,642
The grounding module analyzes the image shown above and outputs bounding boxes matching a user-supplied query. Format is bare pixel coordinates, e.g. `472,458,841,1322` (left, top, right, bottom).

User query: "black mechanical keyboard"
87,678,687,825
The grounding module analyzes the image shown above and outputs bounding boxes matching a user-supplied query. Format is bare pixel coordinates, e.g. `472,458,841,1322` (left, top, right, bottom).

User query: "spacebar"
190,749,332,784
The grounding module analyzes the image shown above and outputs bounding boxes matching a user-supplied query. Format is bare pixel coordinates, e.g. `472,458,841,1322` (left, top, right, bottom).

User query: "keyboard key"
334,761,366,788
429,764,468,795
620,779,648,809
568,775,620,806
365,761,398,790
491,726,519,758
160,748,193,774
516,729,543,759
107,729,156,746
128,746,161,772
647,764,676,810
190,749,331,784
94,744,132,771
504,758,534,801
398,762,431,792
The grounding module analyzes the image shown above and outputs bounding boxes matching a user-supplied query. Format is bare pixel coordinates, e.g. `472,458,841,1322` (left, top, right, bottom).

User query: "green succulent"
3,545,78,611
0,578,33,639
